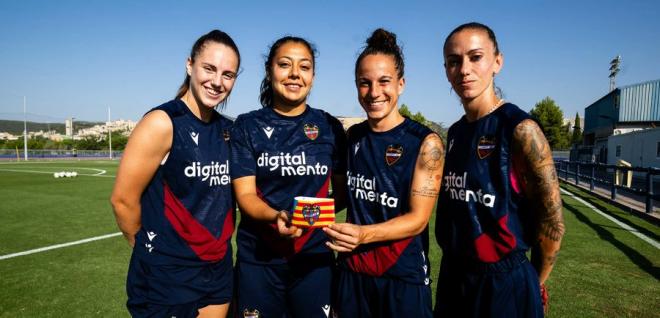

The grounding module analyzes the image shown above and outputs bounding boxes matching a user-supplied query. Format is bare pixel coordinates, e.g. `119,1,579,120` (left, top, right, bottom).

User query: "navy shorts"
234,253,334,318
434,251,543,318
126,252,233,318
334,269,433,318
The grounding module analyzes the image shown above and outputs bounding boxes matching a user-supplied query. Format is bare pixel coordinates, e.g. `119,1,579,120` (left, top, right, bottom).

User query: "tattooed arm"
324,133,445,252
512,119,565,285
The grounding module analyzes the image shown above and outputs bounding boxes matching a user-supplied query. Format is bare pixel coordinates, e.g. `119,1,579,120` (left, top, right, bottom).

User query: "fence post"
590,164,595,191
575,163,580,186
611,166,617,201
646,168,654,214
566,162,570,180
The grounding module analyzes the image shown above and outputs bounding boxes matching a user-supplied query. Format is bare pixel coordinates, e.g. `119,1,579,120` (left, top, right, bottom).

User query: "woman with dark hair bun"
110,29,240,318
324,28,443,318
434,22,564,317
230,36,347,318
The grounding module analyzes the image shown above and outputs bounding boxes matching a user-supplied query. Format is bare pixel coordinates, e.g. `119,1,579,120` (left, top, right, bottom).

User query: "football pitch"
0,160,658,317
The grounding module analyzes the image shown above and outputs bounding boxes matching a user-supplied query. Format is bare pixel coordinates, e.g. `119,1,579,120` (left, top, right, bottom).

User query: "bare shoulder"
135,110,172,135
123,110,173,158
512,119,552,164
513,119,543,142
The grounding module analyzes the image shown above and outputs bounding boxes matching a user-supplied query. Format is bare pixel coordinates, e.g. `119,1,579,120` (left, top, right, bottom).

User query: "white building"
0,132,19,140
607,128,660,168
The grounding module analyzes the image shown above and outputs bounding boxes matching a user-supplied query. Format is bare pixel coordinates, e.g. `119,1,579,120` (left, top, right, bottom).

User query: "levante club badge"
243,309,260,318
477,135,497,159
291,197,335,228
385,144,403,165
223,129,230,142
303,123,319,140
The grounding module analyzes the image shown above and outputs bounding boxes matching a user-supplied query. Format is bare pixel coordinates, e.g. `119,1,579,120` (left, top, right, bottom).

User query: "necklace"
486,99,506,116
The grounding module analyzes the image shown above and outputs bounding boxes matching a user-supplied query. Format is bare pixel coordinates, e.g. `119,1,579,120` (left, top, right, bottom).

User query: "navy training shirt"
435,103,533,263
231,105,347,265
135,99,235,266
340,118,434,285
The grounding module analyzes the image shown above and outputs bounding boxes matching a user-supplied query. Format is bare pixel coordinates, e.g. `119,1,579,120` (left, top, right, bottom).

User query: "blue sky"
1,0,658,127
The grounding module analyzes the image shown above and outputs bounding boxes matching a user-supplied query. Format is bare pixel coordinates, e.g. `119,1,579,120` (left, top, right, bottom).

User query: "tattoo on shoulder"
420,135,445,171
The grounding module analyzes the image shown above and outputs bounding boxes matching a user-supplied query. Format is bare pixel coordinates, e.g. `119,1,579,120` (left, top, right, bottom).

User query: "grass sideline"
0,160,658,317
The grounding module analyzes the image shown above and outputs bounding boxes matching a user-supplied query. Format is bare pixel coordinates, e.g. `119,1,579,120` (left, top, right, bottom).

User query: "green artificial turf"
0,160,658,317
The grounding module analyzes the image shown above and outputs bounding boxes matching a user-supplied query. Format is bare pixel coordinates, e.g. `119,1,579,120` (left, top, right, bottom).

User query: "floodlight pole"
23,96,28,161
108,107,112,159
609,55,621,92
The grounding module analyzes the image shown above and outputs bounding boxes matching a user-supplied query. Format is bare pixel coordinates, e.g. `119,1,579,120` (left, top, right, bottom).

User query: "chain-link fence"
0,149,122,160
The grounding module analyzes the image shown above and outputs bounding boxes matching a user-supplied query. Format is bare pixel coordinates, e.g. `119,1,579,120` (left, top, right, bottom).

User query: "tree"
529,97,570,150
399,104,427,125
571,112,582,146
75,136,103,150
99,131,129,151
399,104,447,140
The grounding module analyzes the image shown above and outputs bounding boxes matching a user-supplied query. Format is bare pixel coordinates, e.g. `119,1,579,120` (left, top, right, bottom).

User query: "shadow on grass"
564,203,660,280
562,184,660,242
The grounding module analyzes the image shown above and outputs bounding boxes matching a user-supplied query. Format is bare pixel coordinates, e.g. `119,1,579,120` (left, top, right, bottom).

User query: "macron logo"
448,139,454,153
321,304,330,318
263,126,274,139
354,142,360,155
147,231,157,241
190,132,199,145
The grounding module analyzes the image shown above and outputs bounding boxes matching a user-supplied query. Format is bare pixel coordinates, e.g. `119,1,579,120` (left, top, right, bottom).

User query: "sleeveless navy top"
435,103,533,263
134,99,235,266
340,118,434,285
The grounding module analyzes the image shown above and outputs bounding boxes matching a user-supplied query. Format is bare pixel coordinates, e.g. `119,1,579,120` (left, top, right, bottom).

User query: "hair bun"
355,28,405,79
366,28,400,54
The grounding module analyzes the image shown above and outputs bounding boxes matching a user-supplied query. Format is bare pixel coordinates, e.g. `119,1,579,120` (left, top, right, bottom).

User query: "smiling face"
185,41,239,109
356,53,405,123
443,28,502,105
270,41,314,109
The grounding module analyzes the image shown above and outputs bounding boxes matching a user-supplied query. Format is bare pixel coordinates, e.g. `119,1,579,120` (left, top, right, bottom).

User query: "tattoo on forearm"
412,187,439,198
546,251,559,266
540,218,565,242
514,121,565,243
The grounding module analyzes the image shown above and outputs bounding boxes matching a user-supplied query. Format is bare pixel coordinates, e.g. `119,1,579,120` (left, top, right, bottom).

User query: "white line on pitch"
0,168,113,177
561,188,660,249
0,232,123,260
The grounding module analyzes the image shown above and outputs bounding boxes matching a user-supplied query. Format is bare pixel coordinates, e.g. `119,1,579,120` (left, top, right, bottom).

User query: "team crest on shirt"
385,144,403,166
243,309,260,318
302,203,321,225
303,123,319,140
477,135,497,159
223,129,230,142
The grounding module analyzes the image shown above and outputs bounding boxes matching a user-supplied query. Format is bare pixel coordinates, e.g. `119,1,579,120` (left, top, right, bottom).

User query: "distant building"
579,79,660,164
65,119,73,137
607,128,660,168
563,117,584,133
0,132,19,141
336,116,366,131
78,119,137,139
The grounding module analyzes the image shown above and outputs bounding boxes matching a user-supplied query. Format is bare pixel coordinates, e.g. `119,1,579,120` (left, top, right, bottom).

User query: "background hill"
0,120,102,135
